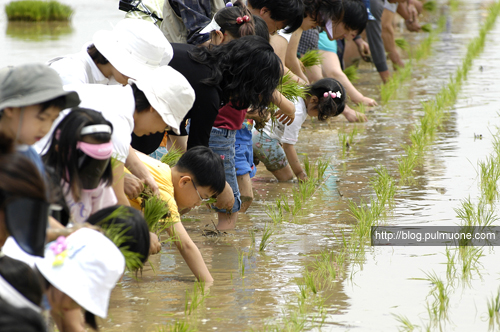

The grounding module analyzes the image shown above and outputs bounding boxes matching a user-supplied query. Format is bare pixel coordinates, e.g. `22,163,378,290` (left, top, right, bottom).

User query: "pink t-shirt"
63,182,117,224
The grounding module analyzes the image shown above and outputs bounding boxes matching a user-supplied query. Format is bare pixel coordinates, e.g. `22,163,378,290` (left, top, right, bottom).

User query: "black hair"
0,256,44,307
247,0,304,33
87,44,109,65
306,78,346,120
253,15,270,42
39,95,67,113
189,35,282,117
130,82,151,112
307,0,367,35
0,135,48,205
43,107,114,202
0,298,46,332
342,0,368,34
175,146,225,196
212,1,255,39
86,205,151,265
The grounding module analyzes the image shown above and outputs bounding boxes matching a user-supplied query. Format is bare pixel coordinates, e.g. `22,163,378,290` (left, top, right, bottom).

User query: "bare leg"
237,173,253,213
381,9,405,69
271,165,294,181
217,211,238,230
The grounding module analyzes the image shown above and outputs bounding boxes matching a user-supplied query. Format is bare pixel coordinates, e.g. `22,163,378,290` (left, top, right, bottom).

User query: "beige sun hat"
129,66,195,135
93,19,174,80
35,228,125,318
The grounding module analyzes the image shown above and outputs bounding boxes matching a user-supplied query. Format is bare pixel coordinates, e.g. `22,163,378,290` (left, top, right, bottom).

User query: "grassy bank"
5,0,72,21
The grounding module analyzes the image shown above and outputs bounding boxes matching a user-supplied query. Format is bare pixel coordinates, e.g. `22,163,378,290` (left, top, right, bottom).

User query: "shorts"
235,142,257,177
252,131,288,172
318,31,337,53
208,127,241,214
149,146,168,160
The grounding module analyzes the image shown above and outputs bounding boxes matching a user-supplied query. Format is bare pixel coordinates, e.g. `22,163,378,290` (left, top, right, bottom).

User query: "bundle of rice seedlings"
160,146,183,167
95,206,145,271
279,72,307,102
6,0,73,21
300,50,323,68
395,38,409,51
421,23,433,32
343,65,359,83
142,195,173,234
423,0,437,12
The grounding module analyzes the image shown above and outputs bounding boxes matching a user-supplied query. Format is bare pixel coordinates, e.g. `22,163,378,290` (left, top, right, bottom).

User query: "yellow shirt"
126,153,181,223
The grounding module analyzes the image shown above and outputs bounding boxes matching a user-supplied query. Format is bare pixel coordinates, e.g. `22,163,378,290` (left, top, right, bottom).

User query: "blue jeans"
209,127,241,214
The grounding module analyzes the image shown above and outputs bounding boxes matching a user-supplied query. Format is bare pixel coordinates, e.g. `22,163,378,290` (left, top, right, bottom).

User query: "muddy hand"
124,173,144,199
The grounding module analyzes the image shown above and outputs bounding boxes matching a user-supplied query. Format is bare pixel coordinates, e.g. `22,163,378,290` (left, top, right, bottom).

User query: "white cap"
93,19,174,80
129,66,195,135
35,228,125,318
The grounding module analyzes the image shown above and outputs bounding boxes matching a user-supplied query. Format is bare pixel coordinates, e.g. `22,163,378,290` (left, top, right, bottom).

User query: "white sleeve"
277,29,292,43
49,58,89,86
110,117,132,163
281,99,307,145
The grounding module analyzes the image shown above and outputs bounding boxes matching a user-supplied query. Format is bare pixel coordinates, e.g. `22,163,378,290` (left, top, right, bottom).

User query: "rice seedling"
298,178,317,201
184,281,209,315
160,146,184,167
157,320,195,332
398,146,418,184
457,245,483,282
444,247,457,283
454,197,498,227
338,131,349,158
393,313,418,331
487,287,500,329
259,224,274,251
279,73,307,102
249,229,256,247
424,271,450,323
237,249,246,276
478,156,500,203
292,190,303,215
303,155,315,179
356,102,366,114
265,203,283,224
316,157,331,181
300,50,322,68
6,0,73,21
421,23,433,33
303,269,320,294
343,65,359,83
370,166,397,209
395,38,410,51
423,0,437,11
449,0,459,11
278,193,291,213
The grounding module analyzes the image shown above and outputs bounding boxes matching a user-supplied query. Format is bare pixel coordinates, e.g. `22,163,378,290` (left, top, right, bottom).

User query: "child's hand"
142,175,160,197
359,96,378,107
297,171,308,182
149,232,161,255
343,107,368,122
124,173,144,199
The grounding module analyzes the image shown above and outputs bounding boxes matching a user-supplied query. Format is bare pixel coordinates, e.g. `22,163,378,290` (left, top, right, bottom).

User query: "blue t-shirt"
17,145,45,175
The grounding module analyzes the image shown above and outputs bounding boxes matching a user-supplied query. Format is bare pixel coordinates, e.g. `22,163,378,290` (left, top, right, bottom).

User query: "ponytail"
213,1,255,39
306,78,346,121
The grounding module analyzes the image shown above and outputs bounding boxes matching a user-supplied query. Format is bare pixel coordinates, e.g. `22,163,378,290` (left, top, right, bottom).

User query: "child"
43,107,117,226
128,146,226,282
0,63,80,174
253,78,346,181
35,228,125,331
0,135,51,257
48,18,173,85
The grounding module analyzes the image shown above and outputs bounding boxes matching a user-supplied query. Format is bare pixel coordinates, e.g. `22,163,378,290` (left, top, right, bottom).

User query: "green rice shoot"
343,65,359,83
300,49,323,68
395,38,410,51
160,146,184,167
421,23,433,33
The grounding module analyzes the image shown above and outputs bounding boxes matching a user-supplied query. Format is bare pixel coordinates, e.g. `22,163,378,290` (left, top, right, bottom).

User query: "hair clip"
50,236,69,267
236,15,250,24
323,91,342,99
226,1,233,7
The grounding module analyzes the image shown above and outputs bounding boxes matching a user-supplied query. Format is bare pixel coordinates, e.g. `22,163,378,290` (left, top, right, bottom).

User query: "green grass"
6,0,73,21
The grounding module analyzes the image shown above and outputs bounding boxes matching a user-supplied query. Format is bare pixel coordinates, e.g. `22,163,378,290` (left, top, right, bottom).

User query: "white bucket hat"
34,228,125,318
129,66,195,135
93,19,174,80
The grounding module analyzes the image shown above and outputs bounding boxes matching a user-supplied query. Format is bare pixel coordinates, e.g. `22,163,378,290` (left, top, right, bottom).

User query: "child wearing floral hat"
35,228,125,331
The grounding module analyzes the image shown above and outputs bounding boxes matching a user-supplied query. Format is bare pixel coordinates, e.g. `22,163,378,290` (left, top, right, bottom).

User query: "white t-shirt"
34,84,135,163
63,181,118,225
277,29,292,43
47,43,116,86
263,97,308,145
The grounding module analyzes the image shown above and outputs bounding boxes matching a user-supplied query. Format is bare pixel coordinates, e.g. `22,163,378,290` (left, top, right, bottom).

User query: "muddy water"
3,0,500,330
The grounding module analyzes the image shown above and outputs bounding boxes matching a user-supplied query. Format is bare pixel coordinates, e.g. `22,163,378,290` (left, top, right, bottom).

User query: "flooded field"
2,0,500,331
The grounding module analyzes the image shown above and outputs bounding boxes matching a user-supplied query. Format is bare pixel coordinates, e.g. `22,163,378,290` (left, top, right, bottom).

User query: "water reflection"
6,21,73,41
